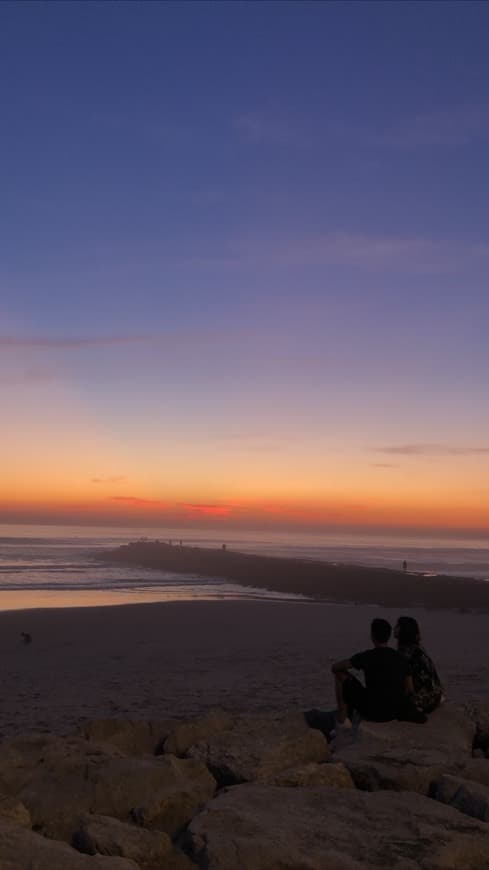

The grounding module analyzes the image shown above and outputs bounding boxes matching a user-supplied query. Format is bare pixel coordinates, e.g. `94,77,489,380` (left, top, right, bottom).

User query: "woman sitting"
395,616,443,715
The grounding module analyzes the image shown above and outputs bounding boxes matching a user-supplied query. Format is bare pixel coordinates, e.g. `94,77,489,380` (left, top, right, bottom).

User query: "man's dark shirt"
350,647,409,719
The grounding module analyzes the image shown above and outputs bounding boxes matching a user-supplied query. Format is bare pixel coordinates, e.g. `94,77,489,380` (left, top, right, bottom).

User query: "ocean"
0,523,488,611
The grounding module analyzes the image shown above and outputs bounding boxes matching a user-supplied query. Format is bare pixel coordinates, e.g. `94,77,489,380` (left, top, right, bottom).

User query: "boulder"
187,712,330,785
80,719,177,756
0,734,122,839
433,773,489,822
23,753,215,840
0,733,215,841
0,819,139,870
188,783,489,869
457,757,489,788
0,795,31,828
164,709,234,757
260,761,354,788
91,754,216,837
334,704,475,794
73,813,195,870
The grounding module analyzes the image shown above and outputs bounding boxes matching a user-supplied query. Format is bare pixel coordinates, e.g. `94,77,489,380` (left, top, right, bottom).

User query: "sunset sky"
1,1,488,534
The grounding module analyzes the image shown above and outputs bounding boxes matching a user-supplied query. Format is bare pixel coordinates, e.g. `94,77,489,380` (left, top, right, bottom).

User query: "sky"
1,0,488,535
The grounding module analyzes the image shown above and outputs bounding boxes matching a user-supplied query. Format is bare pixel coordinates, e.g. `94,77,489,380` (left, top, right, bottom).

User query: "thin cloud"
371,463,401,468
234,114,306,146
210,232,489,276
111,496,167,506
0,335,156,350
374,104,489,148
329,104,489,149
91,476,127,484
0,367,56,385
373,444,489,457
183,503,232,516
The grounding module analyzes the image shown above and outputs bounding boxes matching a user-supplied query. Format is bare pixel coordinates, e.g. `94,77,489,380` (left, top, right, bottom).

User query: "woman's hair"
396,616,420,646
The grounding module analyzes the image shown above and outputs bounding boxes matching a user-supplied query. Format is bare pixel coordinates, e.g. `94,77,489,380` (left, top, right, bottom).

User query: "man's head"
370,618,392,646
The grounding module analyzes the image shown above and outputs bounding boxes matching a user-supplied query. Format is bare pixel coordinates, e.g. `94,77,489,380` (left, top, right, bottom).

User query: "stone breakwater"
1,703,489,868
97,541,489,611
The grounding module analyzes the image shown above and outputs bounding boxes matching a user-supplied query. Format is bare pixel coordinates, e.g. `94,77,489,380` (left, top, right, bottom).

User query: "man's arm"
405,674,414,695
331,658,352,674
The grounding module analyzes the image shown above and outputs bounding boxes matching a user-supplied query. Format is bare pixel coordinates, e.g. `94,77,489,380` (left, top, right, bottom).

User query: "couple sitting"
332,616,443,728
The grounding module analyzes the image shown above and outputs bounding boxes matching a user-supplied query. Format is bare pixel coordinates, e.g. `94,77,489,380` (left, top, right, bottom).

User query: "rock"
187,712,330,785
188,783,489,869
0,734,215,841
434,773,489,822
164,710,234,757
334,703,475,794
0,819,139,870
459,757,489,788
473,748,486,759
80,719,177,756
0,734,122,840
0,795,31,828
90,755,216,837
260,761,354,788
73,813,195,870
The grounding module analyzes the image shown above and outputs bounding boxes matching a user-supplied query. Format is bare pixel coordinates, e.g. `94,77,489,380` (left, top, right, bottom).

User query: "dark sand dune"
97,541,489,611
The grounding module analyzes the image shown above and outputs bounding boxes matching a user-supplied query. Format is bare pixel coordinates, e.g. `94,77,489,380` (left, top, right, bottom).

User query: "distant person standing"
402,560,407,572
395,616,443,714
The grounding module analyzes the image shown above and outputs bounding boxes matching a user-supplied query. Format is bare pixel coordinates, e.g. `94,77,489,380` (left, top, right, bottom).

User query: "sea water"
0,523,487,611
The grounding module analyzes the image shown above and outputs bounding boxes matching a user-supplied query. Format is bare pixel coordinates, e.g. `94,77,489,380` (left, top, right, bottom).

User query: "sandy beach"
1,598,488,737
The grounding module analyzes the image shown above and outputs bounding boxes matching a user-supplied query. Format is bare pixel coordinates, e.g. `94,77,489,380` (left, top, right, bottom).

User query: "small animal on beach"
20,632,32,644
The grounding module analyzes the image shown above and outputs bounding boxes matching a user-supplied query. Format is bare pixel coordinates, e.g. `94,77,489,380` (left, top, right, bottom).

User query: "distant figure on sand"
21,632,32,644
402,560,407,572
395,616,443,714
332,618,410,727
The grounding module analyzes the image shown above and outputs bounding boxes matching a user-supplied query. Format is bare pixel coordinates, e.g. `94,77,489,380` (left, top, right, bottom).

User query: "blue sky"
1,1,488,530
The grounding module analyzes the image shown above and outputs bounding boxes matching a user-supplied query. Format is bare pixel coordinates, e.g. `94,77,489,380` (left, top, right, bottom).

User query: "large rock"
433,773,489,822
90,755,216,837
0,734,122,839
187,712,329,785
334,704,475,794
73,813,195,870
0,819,138,870
458,757,489,788
0,795,31,828
80,719,177,756
188,783,489,869
0,733,215,841
164,710,234,757
260,761,354,789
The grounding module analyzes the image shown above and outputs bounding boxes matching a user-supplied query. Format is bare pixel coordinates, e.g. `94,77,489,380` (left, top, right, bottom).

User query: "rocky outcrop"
73,813,195,870
80,718,177,756
0,819,139,870
188,784,489,869
185,712,330,785
0,733,215,840
164,709,234,757
0,704,488,870
433,773,489,822
259,760,354,788
334,703,475,794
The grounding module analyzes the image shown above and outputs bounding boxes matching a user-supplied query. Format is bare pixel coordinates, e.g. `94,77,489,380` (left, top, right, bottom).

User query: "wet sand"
0,599,487,736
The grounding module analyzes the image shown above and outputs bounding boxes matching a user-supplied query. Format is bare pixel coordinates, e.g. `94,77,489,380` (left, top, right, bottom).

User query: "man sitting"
332,618,411,727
